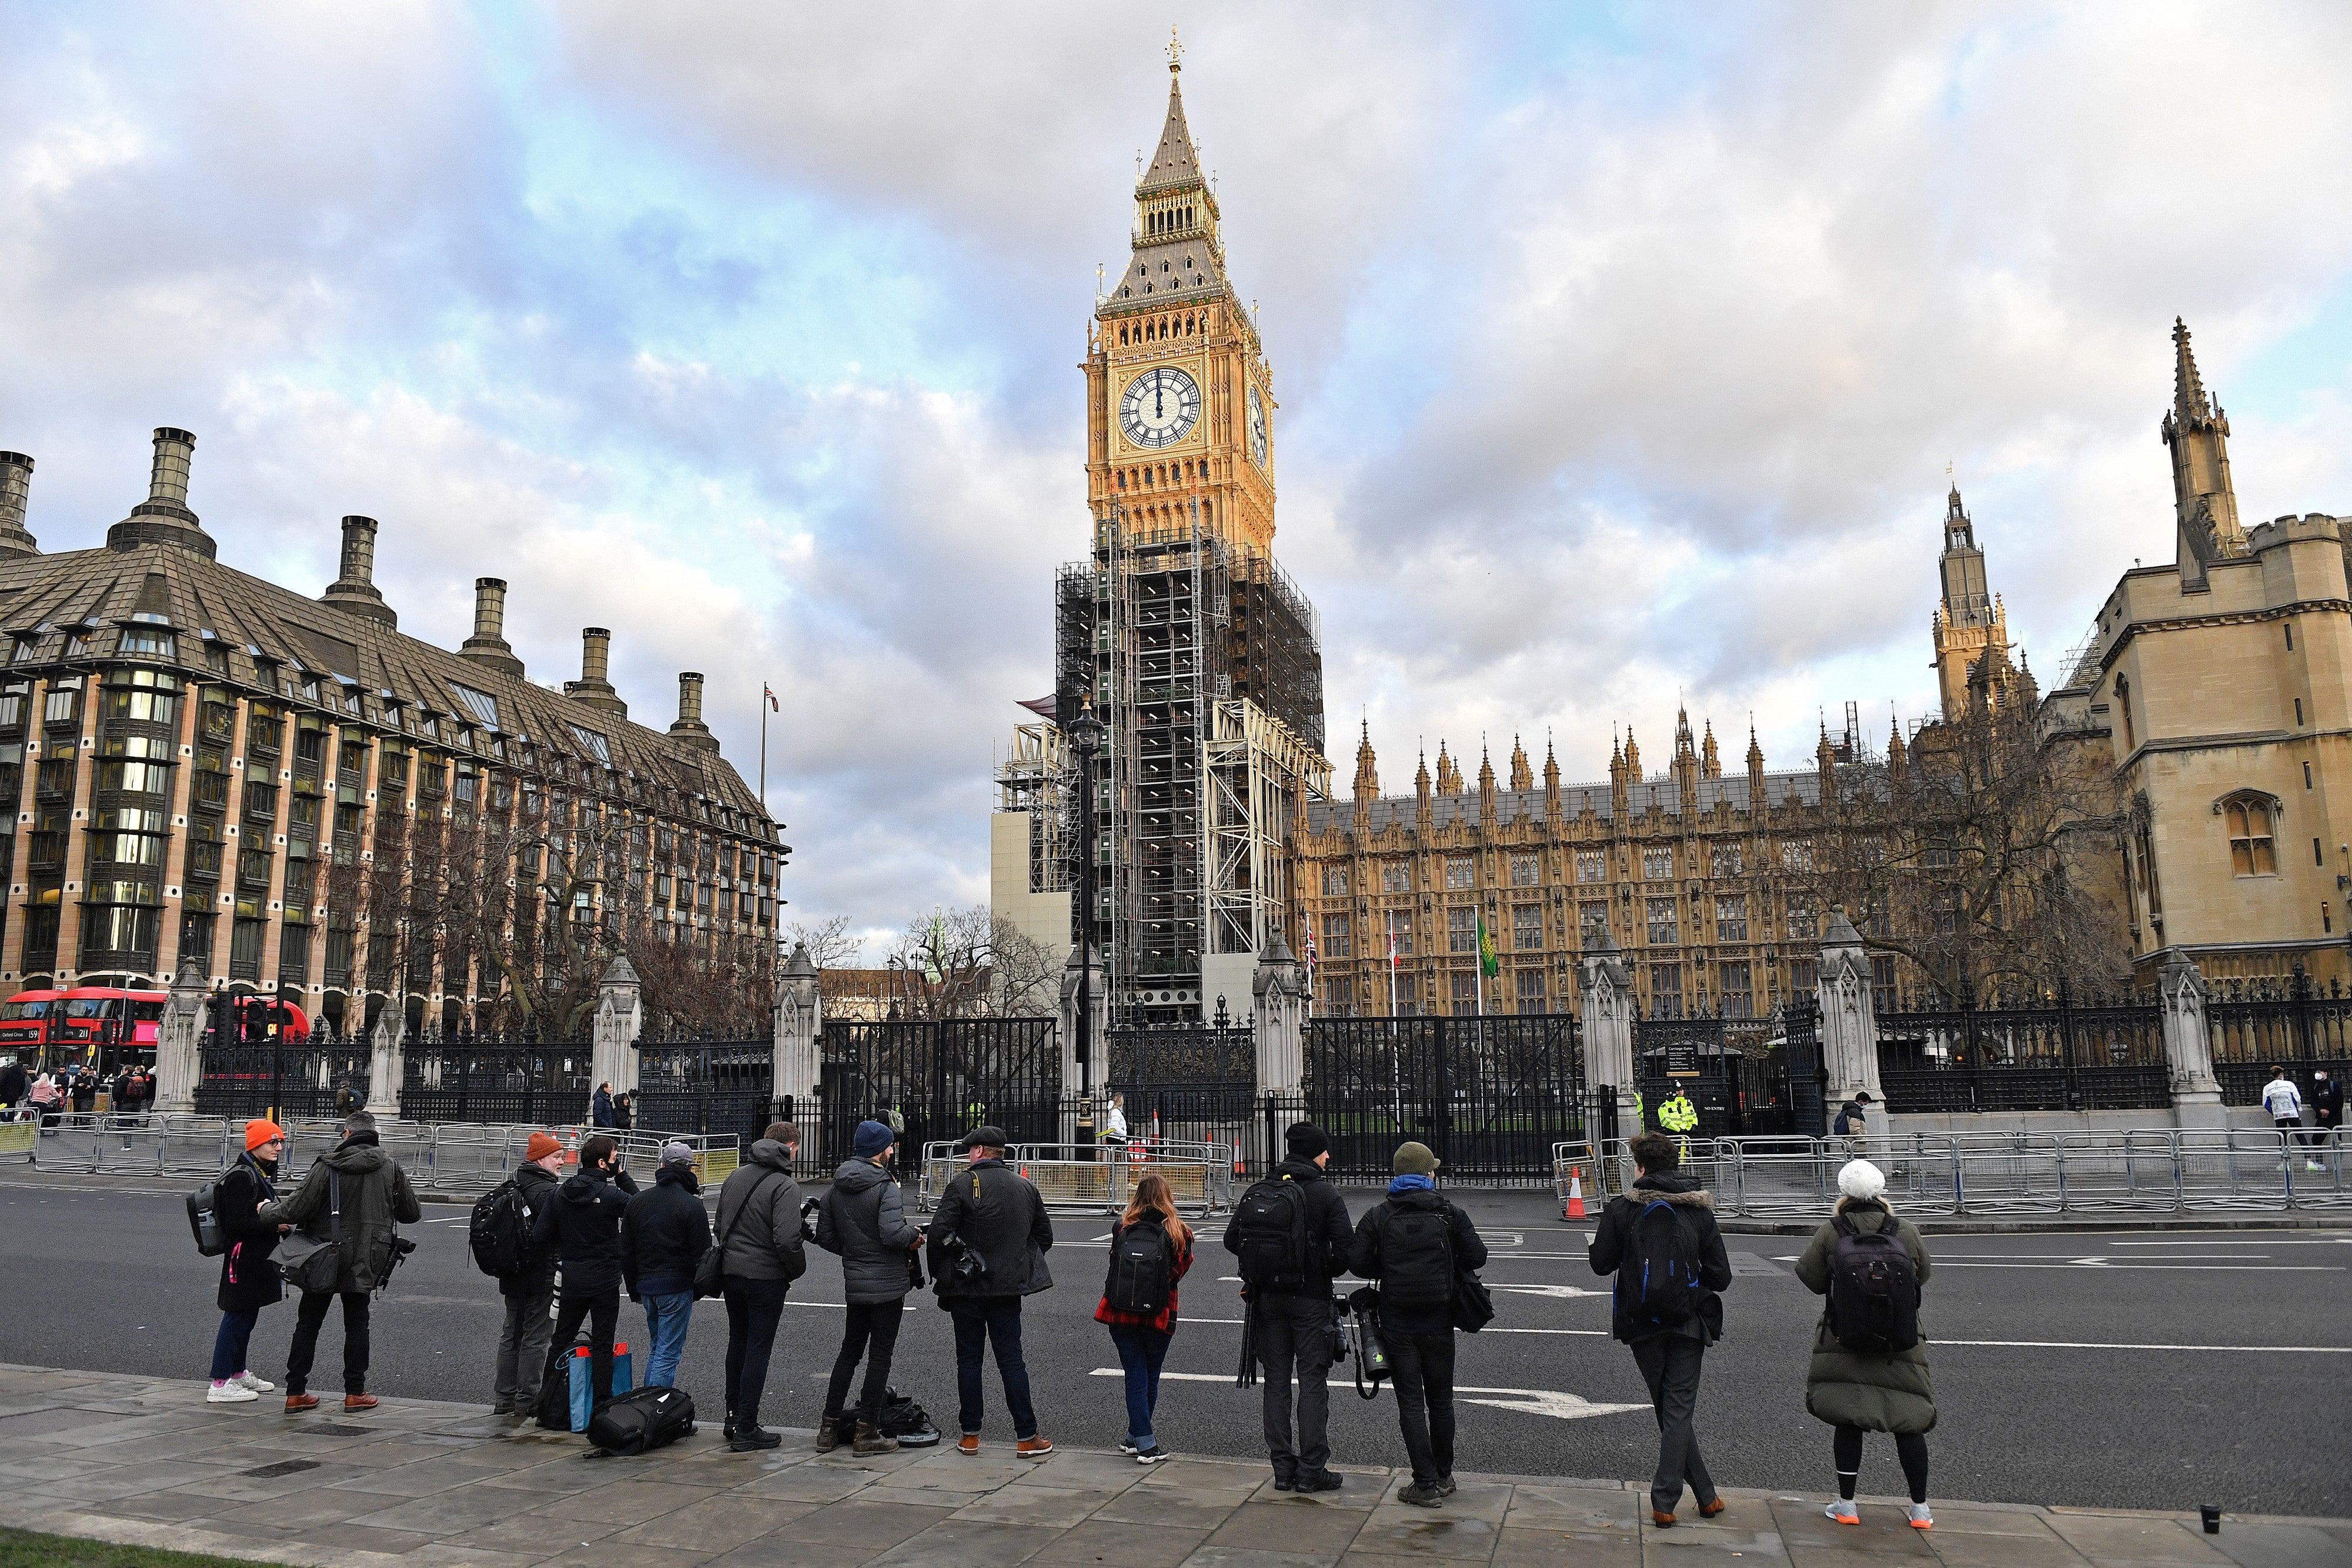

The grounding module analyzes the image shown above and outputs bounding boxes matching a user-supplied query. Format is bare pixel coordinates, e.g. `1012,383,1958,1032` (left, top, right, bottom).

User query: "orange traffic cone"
1565,1165,1588,1219
1019,1164,1030,1179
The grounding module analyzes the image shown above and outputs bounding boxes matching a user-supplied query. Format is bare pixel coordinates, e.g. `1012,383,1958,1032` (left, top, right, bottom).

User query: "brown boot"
814,1414,842,1453
283,1393,318,1413
853,1422,898,1455
343,1394,378,1412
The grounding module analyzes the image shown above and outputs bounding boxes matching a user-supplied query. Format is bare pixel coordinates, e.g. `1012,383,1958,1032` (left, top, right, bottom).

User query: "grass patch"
0,1528,271,1568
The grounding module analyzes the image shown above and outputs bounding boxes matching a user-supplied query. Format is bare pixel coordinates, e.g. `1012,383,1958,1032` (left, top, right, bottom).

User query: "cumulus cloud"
1,2,2347,958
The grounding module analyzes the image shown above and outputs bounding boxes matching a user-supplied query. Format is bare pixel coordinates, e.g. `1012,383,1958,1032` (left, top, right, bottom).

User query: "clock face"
1120,366,1201,449
1247,383,1269,468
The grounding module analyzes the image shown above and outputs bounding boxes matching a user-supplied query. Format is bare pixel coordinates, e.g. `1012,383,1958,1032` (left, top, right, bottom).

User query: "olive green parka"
1792,1197,1935,1434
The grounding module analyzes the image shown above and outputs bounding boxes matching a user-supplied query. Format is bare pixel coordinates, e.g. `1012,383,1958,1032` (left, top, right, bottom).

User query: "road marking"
1087,1369,1644,1420
1940,1339,2352,1353
1933,1261,2342,1272
1486,1283,1611,1300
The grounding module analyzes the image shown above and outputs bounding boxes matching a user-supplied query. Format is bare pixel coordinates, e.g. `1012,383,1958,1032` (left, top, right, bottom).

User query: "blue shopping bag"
566,1339,634,1433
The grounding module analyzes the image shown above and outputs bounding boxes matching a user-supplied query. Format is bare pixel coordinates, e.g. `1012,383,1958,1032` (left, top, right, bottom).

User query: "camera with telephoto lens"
938,1230,990,1285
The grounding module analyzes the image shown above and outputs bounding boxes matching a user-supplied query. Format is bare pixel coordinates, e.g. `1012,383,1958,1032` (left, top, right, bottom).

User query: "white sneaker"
207,1381,259,1404
235,1371,276,1392
1825,1500,1859,1525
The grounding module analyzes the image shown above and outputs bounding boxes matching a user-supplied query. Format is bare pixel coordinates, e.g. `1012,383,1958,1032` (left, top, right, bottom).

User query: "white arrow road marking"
1090,1369,1645,1420
1485,1283,1611,1300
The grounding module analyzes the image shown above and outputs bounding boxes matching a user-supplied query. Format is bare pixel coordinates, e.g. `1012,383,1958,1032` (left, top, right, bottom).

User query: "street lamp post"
1068,697,1104,1156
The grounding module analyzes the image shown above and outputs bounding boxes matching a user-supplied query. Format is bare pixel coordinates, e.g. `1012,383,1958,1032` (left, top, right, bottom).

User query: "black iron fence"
196,1040,372,1119
817,1017,1061,1167
634,1038,776,1144
399,1038,596,1125
1301,1014,1583,1186
1875,988,2169,1112
1108,1020,1257,1156
2209,971,2352,1106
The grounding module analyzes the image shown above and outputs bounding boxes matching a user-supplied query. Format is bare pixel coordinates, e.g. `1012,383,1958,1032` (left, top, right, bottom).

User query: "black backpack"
1375,1202,1456,1311
1232,1178,1312,1292
469,1178,530,1280
1616,1198,1701,1331
1827,1213,1920,1353
1104,1219,1174,1315
187,1176,227,1258
585,1385,695,1456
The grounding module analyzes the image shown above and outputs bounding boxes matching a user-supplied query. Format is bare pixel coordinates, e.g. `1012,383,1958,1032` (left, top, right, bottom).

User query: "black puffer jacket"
530,1164,640,1296
622,1162,712,1299
819,1158,923,1304
1348,1185,1488,1336
1222,1159,1354,1298
499,1163,562,1300
215,1154,283,1313
926,1157,1053,1299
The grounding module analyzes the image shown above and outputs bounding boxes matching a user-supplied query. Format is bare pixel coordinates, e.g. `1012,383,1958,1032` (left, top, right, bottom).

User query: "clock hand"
1154,377,1164,420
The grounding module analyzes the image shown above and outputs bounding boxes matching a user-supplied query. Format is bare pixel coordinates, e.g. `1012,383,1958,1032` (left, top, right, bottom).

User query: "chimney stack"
319,514,396,628
108,426,216,558
670,671,720,754
459,576,522,677
563,627,627,719
0,452,38,558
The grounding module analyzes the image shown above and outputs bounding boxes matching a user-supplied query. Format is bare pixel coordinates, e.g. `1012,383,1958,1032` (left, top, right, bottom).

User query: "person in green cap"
1347,1141,1488,1507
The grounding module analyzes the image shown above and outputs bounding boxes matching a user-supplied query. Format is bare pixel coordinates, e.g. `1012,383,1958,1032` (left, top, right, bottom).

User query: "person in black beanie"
1224,1121,1352,1492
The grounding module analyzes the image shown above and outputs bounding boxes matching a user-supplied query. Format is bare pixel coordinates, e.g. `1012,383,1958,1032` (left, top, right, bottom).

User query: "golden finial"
1168,26,1183,73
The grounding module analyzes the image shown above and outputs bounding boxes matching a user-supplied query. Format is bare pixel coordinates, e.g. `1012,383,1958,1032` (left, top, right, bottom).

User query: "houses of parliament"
997,55,2352,1024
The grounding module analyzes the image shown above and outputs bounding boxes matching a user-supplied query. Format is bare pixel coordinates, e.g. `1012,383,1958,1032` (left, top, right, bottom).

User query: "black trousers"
1835,1425,1929,1504
723,1275,791,1427
825,1298,906,1427
286,1290,370,1396
1253,1294,1332,1480
1382,1326,1456,1487
551,1288,621,1409
1629,1334,1716,1511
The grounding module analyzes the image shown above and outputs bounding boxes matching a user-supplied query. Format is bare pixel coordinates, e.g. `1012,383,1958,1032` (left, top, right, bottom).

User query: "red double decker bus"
1,985,171,1075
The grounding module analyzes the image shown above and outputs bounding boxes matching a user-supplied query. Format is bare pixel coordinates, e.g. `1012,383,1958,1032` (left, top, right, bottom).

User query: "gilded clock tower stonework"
1044,52,1329,1024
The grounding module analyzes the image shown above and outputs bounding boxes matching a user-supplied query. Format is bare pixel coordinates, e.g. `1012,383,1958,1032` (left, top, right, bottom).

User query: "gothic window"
1787,891,1817,941
1719,961,1753,1019
1575,848,1605,883
2116,674,2134,749
1382,861,1410,892
1449,972,1479,1008
1515,968,1546,1009
1646,897,1679,945
1448,906,1478,953
1321,867,1348,897
1650,963,1684,1019
1714,894,1748,942
1512,903,1542,951
1510,852,1539,887
1872,956,1899,1013
1790,957,1818,992
1322,912,1352,958
1445,857,1474,890
1385,907,1414,957
1325,976,1354,1014
1579,900,1609,941
1715,844,1743,876
2223,794,2278,876
1781,838,1814,872
1642,847,1673,880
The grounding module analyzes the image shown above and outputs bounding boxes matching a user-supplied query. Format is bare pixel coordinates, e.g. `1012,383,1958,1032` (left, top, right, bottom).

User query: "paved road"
4,1174,2347,1516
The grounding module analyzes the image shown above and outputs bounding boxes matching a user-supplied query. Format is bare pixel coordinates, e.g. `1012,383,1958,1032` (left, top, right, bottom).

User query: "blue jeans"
1108,1324,1171,1449
641,1292,693,1389
950,1297,1037,1439
211,1308,261,1382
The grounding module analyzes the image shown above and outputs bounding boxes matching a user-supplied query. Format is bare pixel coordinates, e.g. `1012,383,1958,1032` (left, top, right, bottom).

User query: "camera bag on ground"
586,1385,695,1456
831,1388,938,1448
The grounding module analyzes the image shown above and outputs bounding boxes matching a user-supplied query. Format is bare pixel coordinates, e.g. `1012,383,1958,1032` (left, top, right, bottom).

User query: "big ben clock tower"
1056,39,1330,1028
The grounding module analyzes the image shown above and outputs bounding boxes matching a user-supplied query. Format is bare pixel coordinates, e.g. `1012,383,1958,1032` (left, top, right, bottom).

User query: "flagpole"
759,686,768,805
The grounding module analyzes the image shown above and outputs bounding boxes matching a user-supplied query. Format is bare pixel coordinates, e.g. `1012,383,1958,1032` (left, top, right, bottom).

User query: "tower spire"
2163,317,2244,579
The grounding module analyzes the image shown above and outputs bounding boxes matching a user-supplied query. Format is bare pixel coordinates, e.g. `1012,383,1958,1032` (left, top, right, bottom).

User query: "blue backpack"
1616,1198,1700,1330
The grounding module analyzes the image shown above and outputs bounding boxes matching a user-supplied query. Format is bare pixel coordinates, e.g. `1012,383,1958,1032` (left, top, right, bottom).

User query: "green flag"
1476,913,1499,979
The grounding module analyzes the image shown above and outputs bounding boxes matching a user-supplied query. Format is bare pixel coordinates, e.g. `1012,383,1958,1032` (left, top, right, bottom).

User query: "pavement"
6,1170,2350,1516
2,1363,2347,1568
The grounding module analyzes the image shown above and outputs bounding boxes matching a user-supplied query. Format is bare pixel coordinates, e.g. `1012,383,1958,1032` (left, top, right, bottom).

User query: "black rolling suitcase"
584,1385,696,1456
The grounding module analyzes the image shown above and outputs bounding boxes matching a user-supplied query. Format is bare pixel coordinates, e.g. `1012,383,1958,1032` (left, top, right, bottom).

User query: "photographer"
814,1119,924,1453
926,1126,1054,1458
258,1109,421,1412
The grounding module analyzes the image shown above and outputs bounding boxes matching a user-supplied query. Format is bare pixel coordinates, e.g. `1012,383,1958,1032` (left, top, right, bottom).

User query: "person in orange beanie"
490,1131,570,1420
208,1120,290,1403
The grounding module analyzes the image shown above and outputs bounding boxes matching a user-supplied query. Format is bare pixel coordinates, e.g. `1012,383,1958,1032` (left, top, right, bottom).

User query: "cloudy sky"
4,2,2348,957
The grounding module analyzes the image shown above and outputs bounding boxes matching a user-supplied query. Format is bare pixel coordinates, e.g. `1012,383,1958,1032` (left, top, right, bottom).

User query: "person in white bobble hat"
1793,1159,1937,1530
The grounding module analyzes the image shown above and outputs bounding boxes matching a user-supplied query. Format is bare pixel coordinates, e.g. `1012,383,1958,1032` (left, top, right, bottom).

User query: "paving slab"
0,1364,2340,1568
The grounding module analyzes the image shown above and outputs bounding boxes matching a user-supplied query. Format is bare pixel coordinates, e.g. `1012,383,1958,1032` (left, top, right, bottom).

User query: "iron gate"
818,1018,1061,1165
1635,1013,1732,1136
1108,1019,1257,1152
633,1039,777,1144
1302,1014,1583,1185
196,1040,372,1119
400,1039,596,1125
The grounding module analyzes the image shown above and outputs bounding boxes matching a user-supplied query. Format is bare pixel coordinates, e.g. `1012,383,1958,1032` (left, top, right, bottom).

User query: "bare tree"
784,913,863,971
877,904,1060,1019
1815,690,2132,1005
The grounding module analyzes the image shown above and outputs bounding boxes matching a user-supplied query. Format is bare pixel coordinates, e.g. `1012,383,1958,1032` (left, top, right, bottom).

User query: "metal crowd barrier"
917,1138,1234,1215
24,1113,739,1195
1555,1128,2349,1217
